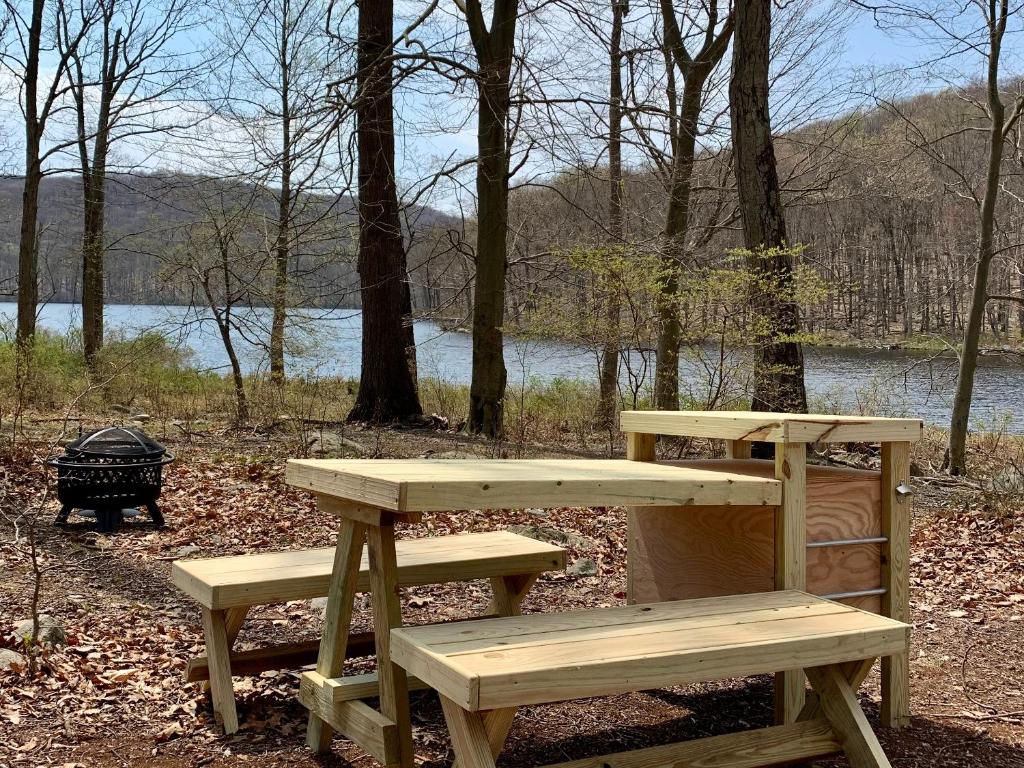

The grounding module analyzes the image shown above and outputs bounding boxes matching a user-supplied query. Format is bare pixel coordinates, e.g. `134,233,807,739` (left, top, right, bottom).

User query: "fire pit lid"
64,426,167,461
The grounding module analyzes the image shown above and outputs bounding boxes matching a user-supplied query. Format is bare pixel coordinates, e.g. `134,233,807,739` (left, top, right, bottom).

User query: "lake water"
2,302,1022,433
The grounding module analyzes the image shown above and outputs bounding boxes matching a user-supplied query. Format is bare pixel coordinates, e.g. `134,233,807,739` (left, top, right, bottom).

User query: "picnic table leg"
201,607,239,734
201,606,249,696
307,518,367,753
367,521,415,768
440,696,499,768
806,663,892,768
774,441,807,725
881,441,911,728
486,573,537,617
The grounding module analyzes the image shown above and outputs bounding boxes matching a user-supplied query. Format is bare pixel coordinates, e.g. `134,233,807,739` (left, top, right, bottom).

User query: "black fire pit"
48,427,174,532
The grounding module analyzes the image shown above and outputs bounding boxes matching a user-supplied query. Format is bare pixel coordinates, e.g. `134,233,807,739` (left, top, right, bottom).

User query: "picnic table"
283,411,920,768
284,457,780,768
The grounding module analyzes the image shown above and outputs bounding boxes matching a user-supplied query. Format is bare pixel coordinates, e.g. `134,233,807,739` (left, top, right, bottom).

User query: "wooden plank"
880,441,912,729
775,443,808,725
285,458,781,512
303,670,431,702
440,696,498,768
306,518,366,753
316,494,422,525
536,718,840,768
172,531,566,610
394,591,821,647
471,622,908,710
200,608,239,735
726,439,753,459
620,411,923,444
806,665,892,768
298,674,400,765
186,633,378,682
367,522,414,768
625,431,656,605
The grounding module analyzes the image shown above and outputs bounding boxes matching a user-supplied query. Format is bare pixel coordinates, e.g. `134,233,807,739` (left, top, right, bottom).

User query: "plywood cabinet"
629,460,883,613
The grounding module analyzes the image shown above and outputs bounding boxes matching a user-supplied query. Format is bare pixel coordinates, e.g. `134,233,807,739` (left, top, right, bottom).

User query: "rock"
13,615,66,647
174,545,201,558
110,404,130,414
131,413,152,422
567,558,598,577
309,432,366,457
0,648,26,671
526,508,549,519
310,597,328,618
989,467,1024,494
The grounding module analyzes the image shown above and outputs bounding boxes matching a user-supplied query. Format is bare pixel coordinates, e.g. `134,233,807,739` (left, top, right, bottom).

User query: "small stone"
173,545,201,558
110,404,130,414
131,413,152,422
525,508,549,519
13,615,66,647
567,558,598,577
0,648,26,670
310,597,328,618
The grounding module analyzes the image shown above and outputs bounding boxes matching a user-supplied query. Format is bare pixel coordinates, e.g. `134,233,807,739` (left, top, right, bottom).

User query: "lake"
2,302,1022,433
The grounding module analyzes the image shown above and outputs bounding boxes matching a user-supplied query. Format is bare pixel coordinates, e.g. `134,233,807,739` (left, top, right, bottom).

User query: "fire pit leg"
96,508,122,534
55,505,73,526
145,501,165,528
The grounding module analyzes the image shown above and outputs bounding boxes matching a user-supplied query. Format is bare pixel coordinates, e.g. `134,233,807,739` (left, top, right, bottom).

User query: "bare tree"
597,0,628,427
1,0,98,360
214,0,341,386
653,0,733,410
63,0,199,365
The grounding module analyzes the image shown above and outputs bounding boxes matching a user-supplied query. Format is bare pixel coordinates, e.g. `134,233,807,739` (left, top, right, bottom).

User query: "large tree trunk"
347,0,422,423
729,0,806,414
81,118,110,365
598,0,627,428
466,0,517,437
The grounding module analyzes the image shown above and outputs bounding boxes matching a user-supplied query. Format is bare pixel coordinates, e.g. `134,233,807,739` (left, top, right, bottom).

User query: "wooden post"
880,441,911,729
625,431,656,605
774,440,807,724
367,522,414,768
307,518,367,753
201,608,239,734
726,439,752,459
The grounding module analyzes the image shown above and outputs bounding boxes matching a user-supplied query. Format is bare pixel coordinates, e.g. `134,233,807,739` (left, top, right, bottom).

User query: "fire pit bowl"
48,427,174,532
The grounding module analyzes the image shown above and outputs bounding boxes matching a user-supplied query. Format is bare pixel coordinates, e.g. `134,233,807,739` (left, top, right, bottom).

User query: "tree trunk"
347,0,422,423
598,0,626,428
270,7,291,386
466,0,517,437
16,0,45,358
948,29,1008,475
729,0,806,414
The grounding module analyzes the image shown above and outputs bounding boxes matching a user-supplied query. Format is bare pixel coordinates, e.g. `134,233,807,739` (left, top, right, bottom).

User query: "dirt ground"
1,425,1023,767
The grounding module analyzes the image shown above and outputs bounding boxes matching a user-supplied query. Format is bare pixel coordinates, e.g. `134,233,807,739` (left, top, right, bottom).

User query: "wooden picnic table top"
620,410,923,444
285,458,782,512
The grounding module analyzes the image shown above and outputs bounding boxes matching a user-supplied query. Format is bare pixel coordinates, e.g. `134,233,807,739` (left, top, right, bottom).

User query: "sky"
0,2,996,215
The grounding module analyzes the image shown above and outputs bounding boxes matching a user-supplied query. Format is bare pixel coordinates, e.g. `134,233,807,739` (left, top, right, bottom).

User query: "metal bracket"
895,481,913,503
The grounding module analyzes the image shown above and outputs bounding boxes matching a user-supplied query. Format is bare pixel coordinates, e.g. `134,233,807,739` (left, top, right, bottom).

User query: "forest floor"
1,422,1023,768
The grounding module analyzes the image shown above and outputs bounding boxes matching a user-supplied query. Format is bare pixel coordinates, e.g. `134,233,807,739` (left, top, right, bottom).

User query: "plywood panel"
629,460,883,613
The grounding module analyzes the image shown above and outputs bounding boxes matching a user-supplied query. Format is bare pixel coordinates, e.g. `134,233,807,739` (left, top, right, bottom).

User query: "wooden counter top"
620,410,923,443
286,458,782,512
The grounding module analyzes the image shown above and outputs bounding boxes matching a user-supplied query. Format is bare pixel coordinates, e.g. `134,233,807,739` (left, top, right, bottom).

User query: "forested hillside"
0,173,455,310
4,85,1022,348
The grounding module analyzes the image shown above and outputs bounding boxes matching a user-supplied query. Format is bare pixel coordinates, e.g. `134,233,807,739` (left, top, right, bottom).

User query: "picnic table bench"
173,531,566,733
394,590,910,768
